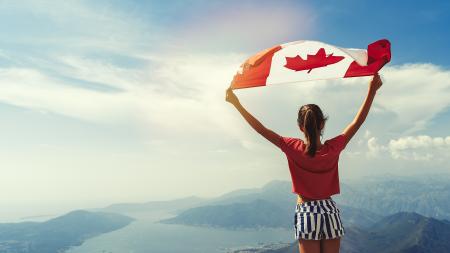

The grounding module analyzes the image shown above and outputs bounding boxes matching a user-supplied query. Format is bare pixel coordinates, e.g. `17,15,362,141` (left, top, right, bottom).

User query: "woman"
225,73,383,253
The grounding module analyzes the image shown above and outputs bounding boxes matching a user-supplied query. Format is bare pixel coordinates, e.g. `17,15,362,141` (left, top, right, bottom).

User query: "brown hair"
297,104,328,157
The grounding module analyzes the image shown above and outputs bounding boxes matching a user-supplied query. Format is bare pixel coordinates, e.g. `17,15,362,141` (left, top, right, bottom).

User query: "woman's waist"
295,196,340,214
297,194,331,204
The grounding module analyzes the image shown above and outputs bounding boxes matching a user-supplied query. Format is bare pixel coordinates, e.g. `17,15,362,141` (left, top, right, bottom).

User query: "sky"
0,0,449,221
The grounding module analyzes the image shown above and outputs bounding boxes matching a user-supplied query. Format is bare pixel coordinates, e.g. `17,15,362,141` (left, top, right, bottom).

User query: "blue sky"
0,0,449,221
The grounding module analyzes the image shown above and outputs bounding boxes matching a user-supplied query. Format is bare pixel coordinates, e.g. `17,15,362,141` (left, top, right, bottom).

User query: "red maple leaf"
284,48,345,73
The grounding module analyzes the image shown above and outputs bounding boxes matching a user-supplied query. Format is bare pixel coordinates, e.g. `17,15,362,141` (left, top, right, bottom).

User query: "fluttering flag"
230,39,391,89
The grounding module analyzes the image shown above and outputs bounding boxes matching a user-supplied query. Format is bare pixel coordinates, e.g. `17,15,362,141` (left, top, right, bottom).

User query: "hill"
0,210,134,253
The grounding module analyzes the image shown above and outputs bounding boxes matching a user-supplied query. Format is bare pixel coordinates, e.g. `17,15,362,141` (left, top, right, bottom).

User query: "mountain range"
157,177,450,253
2,176,448,253
159,176,450,229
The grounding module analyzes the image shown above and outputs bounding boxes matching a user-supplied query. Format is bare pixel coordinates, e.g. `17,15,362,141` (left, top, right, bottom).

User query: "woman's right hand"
369,73,383,92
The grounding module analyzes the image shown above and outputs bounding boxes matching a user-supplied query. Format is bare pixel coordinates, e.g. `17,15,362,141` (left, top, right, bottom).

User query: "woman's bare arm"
342,73,383,146
226,88,281,148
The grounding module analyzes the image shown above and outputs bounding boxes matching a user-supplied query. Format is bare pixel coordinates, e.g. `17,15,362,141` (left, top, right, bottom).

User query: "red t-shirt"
279,134,347,199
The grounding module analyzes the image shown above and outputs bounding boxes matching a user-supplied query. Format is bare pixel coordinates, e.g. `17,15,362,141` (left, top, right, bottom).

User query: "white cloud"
367,136,387,158
0,68,136,122
389,135,450,161
1,57,450,145
364,135,450,162
379,64,450,134
1,1,448,144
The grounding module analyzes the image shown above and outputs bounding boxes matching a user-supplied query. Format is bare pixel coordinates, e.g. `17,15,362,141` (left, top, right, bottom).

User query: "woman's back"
279,134,347,199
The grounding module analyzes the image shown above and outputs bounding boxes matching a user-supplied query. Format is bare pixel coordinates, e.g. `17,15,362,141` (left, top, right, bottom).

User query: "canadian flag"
230,39,391,89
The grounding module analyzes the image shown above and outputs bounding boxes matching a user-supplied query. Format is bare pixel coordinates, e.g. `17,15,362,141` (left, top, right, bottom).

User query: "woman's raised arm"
225,88,281,148
342,73,383,146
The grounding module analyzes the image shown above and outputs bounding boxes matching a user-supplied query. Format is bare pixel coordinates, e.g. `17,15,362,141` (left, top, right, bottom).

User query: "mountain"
334,176,450,220
254,212,450,253
158,180,382,230
0,210,134,253
159,200,381,229
160,199,291,229
360,212,450,253
158,175,450,232
201,177,450,222
99,195,207,216
100,176,450,223
201,180,294,206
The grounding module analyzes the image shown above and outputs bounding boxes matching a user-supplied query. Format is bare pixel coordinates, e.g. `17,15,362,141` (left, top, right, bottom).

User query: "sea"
65,210,293,253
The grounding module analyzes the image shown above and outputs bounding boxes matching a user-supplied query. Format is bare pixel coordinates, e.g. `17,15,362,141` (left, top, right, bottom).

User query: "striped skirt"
294,198,345,240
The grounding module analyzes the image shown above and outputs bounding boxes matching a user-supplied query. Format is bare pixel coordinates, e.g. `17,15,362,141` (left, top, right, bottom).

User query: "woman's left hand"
225,87,240,106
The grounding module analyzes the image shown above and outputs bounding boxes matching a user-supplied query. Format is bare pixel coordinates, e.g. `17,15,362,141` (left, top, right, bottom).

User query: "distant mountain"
159,197,381,230
0,210,134,253
334,176,450,220
158,175,450,231
254,212,450,253
199,180,294,207
200,178,450,222
160,199,291,229
158,179,382,229
99,195,207,215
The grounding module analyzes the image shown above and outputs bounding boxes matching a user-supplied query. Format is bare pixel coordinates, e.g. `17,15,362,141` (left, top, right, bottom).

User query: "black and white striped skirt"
294,198,345,240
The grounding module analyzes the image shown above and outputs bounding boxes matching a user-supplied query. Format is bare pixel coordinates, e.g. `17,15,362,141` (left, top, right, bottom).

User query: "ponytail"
298,104,327,158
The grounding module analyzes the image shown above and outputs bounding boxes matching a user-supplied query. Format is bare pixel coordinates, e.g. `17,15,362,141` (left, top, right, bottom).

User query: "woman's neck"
304,135,322,147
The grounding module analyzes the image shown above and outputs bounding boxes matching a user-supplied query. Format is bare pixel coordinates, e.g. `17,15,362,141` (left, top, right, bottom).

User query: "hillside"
0,210,134,253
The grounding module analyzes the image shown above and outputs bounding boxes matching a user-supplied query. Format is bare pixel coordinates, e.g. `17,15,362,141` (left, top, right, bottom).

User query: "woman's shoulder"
325,134,345,142
324,134,347,152
279,136,305,151
280,136,303,144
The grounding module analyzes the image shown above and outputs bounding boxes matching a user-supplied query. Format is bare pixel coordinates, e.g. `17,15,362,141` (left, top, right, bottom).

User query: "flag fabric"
230,39,391,90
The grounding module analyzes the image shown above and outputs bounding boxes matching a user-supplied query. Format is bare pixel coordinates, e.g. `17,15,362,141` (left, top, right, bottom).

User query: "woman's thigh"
298,239,320,253
321,237,341,253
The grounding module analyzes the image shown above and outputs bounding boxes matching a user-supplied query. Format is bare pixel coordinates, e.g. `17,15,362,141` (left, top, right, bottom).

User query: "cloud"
0,67,136,122
1,55,450,146
0,52,251,145
367,136,388,158
2,1,447,144
389,135,450,161
364,134,450,162
320,64,450,137
378,64,450,134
